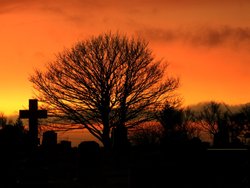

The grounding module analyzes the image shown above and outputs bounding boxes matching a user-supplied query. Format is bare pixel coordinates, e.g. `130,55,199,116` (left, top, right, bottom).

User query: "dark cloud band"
137,26,250,48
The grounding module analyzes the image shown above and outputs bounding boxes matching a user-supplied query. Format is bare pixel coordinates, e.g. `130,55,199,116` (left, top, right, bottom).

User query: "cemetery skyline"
1,0,250,115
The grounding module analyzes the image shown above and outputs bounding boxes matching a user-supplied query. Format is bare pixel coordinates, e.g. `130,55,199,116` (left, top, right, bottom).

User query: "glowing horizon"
1,0,250,116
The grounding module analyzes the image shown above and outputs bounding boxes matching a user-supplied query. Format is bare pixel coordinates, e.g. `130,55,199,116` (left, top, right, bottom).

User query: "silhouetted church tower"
19,99,47,148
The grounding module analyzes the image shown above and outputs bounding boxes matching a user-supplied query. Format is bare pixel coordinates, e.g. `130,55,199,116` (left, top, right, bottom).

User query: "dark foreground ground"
0,145,249,188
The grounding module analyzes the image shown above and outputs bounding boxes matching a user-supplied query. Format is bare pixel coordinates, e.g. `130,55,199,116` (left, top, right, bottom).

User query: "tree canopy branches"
30,32,179,149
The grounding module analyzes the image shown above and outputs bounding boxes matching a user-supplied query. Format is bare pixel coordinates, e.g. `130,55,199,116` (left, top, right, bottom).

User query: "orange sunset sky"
1,0,250,116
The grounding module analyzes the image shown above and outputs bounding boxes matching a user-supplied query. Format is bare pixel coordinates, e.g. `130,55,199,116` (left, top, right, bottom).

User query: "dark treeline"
0,101,249,187
130,100,250,148
0,106,249,188
1,100,250,148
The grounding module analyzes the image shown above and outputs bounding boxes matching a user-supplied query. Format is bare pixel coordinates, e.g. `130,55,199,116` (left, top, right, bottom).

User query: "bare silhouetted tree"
30,32,179,150
182,108,202,139
157,99,203,146
198,102,221,136
198,101,230,146
229,104,250,144
241,104,250,133
129,122,163,147
0,112,7,128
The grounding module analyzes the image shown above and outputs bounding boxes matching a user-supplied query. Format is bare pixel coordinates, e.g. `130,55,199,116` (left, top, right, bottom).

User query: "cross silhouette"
19,99,47,147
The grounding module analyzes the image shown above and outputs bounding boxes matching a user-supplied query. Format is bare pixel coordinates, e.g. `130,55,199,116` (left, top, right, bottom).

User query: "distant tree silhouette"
30,32,179,150
157,99,203,147
241,104,250,133
182,108,202,139
197,101,230,146
198,102,221,136
0,121,27,150
14,117,23,128
0,113,23,128
229,104,250,145
0,112,7,128
129,122,163,147
157,101,188,146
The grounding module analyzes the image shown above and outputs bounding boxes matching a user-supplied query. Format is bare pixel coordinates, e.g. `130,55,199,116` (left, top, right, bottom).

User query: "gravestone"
19,99,47,148
59,140,72,151
42,130,57,148
77,141,100,169
111,125,129,151
78,141,100,162
77,141,101,183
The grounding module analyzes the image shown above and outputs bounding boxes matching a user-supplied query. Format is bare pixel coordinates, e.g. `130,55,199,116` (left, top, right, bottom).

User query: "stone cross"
19,99,47,147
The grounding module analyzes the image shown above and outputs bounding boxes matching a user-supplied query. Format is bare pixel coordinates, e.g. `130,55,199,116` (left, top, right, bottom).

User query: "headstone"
19,99,47,148
78,141,100,160
58,140,72,153
59,140,72,149
42,130,57,148
111,125,129,151
77,141,100,169
77,141,101,183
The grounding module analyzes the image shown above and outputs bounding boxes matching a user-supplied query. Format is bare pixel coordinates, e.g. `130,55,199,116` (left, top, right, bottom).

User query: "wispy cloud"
0,0,40,14
0,0,108,24
1,0,250,49
0,0,105,14
137,26,250,48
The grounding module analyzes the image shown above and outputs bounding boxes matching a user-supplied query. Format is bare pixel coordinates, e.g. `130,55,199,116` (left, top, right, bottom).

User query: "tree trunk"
102,126,111,151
